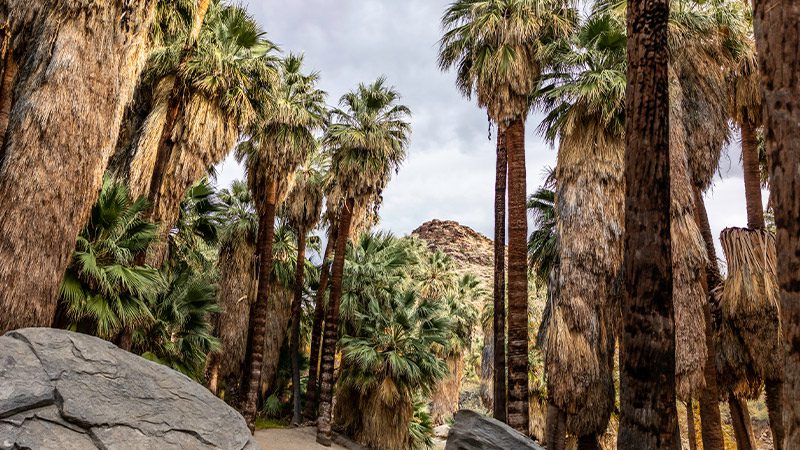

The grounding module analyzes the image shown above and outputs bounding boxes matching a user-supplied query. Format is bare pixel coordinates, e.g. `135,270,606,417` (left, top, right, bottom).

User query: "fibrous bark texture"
619,0,678,447
493,127,507,423
0,0,156,332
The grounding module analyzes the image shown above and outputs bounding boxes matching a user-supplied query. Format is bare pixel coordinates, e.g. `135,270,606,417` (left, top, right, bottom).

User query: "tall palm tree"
0,0,157,333
126,2,279,267
237,54,327,431
281,146,330,425
316,78,410,446
753,4,799,443
535,13,625,448
438,0,576,430
207,180,258,396
619,0,676,447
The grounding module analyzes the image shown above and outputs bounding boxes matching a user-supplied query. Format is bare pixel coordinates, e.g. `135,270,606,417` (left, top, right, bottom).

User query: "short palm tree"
281,146,330,425
316,78,410,445
126,1,279,267
0,0,156,333
56,178,164,342
237,54,327,430
438,0,577,430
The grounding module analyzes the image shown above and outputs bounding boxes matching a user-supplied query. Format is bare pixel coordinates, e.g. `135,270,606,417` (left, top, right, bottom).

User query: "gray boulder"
0,328,258,450
445,409,545,450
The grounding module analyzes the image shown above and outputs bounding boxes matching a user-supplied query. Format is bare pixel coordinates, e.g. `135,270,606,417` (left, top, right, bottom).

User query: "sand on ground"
254,426,348,450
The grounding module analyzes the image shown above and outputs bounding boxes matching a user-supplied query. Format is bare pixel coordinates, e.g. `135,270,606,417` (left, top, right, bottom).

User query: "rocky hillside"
411,219,497,288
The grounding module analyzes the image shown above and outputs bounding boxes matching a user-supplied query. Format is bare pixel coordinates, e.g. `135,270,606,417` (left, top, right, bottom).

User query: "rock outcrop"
411,219,497,288
445,409,544,450
0,328,258,450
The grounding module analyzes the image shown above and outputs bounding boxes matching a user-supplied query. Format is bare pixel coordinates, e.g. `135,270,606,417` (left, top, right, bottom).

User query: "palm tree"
316,78,410,445
55,178,164,342
281,146,330,425
753,1,799,447
126,2,279,267
438,0,576,430
619,0,676,447
535,12,625,448
0,0,156,333
527,169,557,286
237,54,327,431
207,180,258,396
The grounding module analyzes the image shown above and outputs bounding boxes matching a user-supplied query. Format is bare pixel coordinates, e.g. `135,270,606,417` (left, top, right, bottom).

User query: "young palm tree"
316,78,410,445
527,171,557,286
126,2,279,267
237,54,327,431
619,0,676,447
56,178,164,342
0,0,156,333
207,180,258,395
281,146,330,425
753,1,800,446
438,0,576,430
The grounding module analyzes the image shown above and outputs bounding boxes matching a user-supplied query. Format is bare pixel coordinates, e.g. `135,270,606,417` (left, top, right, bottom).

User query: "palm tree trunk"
208,353,220,395
619,0,677,447
729,394,756,450
740,119,764,230
480,320,494,410
695,187,756,450
317,198,354,446
304,229,336,421
0,1,156,333
493,126,508,423
505,117,528,434
546,402,566,450
753,3,800,447
290,229,307,426
691,188,725,450
686,399,697,450
576,434,600,450
242,182,278,433
765,379,785,450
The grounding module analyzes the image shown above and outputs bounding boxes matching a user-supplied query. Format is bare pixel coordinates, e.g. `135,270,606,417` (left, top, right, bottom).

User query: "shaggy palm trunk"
317,198,354,446
505,117,529,434
493,127,508,423
754,3,800,447
242,183,278,432
430,353,464,425
304,231,336,421
546,403,567,450
695,188,756,450
619,0,677,447
480,319,495,410
290,230,307,426
0,0,155,332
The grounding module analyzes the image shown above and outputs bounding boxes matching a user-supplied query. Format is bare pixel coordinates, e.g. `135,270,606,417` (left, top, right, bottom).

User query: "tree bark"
242,182,278,433
619,0,677,448
546,402,566,450
0,24,17,158
765,379,785,450
505,117,529,434
317,198,354,446
290,230,307,426
493,126,508,423
0,0,156,333
686,399,697,450
304,229,336,421
729,394,756,450
208,353,220,395
740,119,764,230
692,188,726,450
753,3,799,447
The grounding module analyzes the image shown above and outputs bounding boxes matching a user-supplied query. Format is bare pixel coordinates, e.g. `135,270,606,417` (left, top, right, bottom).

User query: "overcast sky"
216,0,764,259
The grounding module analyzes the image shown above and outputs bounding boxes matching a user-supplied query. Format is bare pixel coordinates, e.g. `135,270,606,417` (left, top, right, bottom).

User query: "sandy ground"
254,427,348,450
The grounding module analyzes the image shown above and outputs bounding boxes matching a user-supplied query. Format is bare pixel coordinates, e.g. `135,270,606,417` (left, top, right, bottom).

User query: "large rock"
445,410,544,450
0,328,258,450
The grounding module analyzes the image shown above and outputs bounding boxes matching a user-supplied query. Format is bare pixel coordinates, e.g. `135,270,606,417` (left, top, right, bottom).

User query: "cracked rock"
0,328,259,450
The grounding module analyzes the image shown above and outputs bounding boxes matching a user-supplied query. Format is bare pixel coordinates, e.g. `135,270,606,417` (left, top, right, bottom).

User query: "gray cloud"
217,0,756,257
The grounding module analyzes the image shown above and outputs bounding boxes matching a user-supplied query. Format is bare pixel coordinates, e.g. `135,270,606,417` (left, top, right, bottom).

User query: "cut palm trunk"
304,232,335,421
492,127,507,423
0,0,156,332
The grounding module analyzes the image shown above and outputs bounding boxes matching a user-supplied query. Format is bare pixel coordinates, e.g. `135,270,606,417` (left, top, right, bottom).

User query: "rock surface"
445,409,544,450
0,328,258,450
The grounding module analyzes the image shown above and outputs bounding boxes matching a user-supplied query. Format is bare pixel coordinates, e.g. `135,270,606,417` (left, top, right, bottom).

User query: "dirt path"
254,427,348,450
